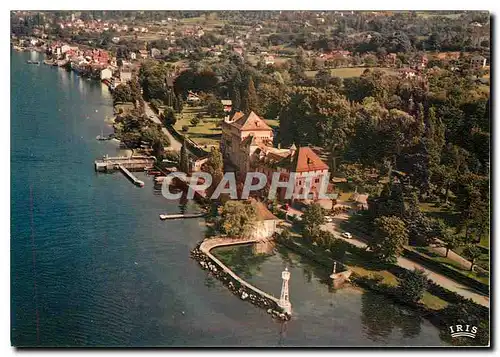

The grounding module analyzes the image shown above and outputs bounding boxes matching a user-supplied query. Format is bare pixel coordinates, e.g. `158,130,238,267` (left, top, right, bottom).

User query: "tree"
163,107,176,126
206,95,225,118
190,117,200,126
112,83,133,104
180,139,190,174
462,244,482,271
241,76,259,114
174,94,184,113
301,203,325,239
219,201,257,238
314,69,332,88
398,268,428,303
205,147,224,196
370,215,408,263
277,228,292,242
440,230,462,258
231,71,242,112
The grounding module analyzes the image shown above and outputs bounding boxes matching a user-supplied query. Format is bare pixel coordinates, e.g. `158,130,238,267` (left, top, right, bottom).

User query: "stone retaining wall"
191,239,291,321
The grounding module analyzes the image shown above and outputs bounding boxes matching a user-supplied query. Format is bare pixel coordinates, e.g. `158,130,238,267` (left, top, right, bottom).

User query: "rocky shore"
190,244,291,321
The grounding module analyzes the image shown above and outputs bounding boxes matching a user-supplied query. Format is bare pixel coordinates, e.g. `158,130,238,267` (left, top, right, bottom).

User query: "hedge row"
402,248,489,295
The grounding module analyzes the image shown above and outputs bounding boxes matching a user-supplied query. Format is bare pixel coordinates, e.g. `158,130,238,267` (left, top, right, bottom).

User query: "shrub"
398,268,428,303
190,117,201,126
182,125,189,132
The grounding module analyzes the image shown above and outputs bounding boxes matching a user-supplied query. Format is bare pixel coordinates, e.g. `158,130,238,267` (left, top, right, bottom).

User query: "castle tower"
278,267,292,314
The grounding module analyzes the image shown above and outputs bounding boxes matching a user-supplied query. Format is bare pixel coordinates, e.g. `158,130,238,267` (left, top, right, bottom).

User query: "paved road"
144,102,182,151
283,208,489,307
322,221,489,307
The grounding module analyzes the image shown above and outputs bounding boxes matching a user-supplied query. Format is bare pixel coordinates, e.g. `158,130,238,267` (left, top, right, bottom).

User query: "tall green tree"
462,244,482,271
301,203,325,239
241,76,259,114
163,107,176,126
219,201,257,238
370,215,408,263
205,147,224,196
180,139,190,174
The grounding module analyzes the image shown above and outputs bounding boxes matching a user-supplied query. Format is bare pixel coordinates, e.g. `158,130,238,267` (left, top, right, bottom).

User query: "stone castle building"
220,111,329,201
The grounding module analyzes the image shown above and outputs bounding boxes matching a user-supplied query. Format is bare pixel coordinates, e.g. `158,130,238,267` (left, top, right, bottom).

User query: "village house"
100,67,113,80
399,68,417,79
470,55,487,70
150,48,161,58
264,55,275,65
61,44,70,54
386,53,398,66
413,54,428,69
233,47,244,56
249,200,279,240
119,69,132,83
221,100,232,119
187,91,201,104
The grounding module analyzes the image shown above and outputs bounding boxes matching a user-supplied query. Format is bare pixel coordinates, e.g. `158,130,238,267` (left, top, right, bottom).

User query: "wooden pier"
94,155,156,172
159,213,205,220
119,164,145,187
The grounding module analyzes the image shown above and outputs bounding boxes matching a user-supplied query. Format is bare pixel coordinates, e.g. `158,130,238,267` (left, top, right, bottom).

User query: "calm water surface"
11,50,447,347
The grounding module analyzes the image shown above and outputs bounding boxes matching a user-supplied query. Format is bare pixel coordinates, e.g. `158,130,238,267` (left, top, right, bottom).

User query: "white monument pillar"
278,267,292,314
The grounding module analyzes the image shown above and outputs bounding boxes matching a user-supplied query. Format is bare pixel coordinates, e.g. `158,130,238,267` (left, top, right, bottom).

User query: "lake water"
10,50,447,347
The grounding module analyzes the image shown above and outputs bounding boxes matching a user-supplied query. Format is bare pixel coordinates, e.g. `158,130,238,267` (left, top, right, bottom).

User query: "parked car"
325,216,333,223
342,232,352,239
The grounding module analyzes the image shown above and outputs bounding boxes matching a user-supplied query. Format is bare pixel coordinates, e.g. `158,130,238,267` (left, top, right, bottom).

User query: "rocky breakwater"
191,243,291,321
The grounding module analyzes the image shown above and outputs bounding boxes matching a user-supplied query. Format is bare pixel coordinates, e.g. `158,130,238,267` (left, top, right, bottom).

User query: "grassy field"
114,102,135,115
173,106,222,148
419,201,489,249
414,246,489,285
246,54,291,67
416,12,463,19
305,67,399,79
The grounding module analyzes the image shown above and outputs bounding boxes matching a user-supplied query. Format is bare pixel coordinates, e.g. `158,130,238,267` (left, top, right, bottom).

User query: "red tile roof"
277,147,329,173
230,111,273,131
253,200,278,221
294,147,329,172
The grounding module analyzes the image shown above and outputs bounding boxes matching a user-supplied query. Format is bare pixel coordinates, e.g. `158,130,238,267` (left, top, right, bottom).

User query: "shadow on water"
361,291,423,342
212,244,271,280
213,242,442,345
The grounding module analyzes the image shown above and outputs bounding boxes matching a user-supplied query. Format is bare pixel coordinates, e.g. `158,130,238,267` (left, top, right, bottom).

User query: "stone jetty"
191,239,291,321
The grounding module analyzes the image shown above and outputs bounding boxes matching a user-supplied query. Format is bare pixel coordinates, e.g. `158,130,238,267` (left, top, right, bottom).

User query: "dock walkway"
94,155,156,172
200,237,279,304
119,164,144,187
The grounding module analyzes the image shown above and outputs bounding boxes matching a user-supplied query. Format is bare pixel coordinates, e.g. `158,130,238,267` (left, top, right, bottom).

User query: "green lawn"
419,201,489,250
305,67,399,79
421,291,449,310
416,11,463,19
173,106,222,148
285,228,454,311
114,102,135,115
414,246,489,285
